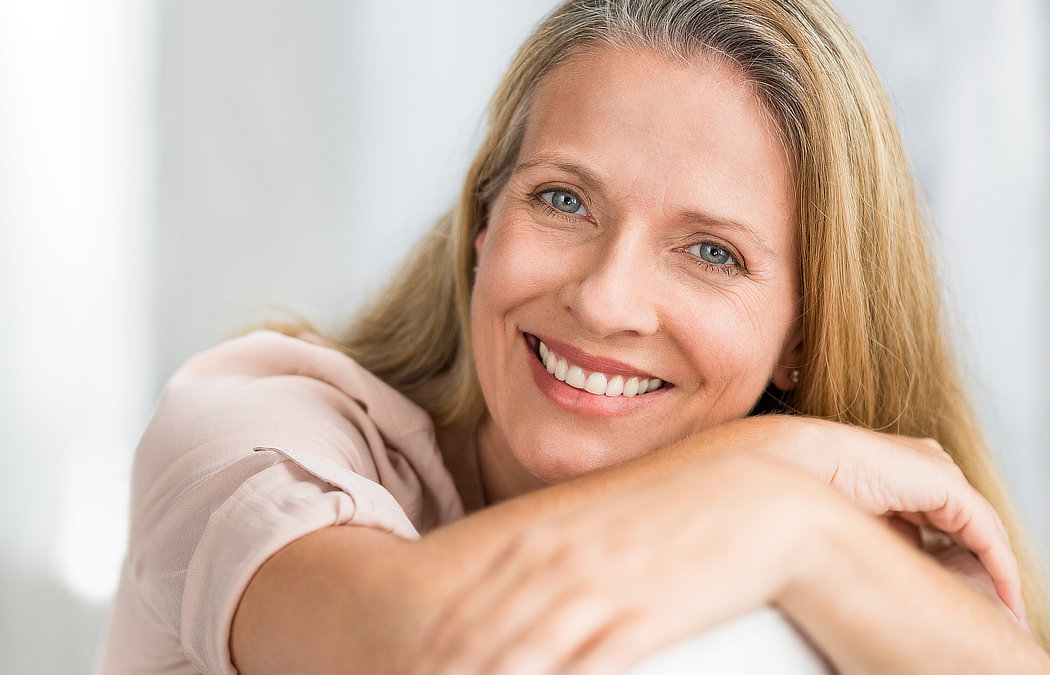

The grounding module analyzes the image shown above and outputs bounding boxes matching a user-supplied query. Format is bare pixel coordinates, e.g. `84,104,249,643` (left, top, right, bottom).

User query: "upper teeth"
538,340,664,397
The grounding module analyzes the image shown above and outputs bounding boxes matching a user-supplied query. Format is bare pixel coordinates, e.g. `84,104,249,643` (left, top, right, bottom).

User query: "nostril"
561,255,661,339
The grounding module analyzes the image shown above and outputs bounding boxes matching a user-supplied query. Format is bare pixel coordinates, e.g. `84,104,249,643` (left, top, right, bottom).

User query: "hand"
412,454,844,675
931,544,1010,616
746,417,1025,624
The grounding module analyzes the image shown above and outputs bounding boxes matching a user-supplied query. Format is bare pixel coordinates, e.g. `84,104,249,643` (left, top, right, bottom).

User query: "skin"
230,47,1048,673
232,422,1048,673
417,450,1029,674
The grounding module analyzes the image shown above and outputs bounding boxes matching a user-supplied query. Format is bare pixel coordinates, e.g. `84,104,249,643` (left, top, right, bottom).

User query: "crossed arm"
230,416,1049,674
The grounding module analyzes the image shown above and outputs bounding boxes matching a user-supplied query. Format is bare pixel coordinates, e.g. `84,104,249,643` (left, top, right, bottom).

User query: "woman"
98,0,1049,672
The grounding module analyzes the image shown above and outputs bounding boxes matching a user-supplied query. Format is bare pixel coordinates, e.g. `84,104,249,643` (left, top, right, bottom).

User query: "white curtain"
0,1,1045,671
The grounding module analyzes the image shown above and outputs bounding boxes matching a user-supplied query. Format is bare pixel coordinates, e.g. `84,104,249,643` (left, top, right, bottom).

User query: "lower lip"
523,335,667,417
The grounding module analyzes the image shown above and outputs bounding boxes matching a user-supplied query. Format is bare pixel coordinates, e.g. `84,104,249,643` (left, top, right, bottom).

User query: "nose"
559,225,660,338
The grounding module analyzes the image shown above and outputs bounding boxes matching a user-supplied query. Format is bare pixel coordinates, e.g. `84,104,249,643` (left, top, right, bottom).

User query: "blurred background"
0,1,1046,672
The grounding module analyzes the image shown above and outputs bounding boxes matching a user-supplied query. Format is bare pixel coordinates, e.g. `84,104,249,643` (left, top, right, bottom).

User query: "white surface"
630,608,830,674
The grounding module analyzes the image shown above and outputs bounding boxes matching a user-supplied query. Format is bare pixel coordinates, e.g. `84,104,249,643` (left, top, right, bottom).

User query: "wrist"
714,415,837,483
774,478,858,609
774,497,909,673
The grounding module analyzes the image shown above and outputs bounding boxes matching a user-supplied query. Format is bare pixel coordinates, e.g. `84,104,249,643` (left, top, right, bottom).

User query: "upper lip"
528,333,667,383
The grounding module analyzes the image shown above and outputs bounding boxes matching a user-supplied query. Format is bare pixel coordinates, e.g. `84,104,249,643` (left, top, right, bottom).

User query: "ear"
770,324,804,391
474,227,487,258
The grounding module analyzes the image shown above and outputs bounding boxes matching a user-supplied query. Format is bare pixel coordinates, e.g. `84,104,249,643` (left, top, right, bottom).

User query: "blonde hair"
310,0,1047,643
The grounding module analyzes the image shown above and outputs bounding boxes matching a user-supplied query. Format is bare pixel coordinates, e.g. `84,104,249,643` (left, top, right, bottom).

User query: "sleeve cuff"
180,442,419,673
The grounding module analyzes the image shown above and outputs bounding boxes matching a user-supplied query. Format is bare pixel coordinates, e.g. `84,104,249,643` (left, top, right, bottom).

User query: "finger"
918,524,954,553
417,538,542,669
933,546,999,603
898,505,1025,624
485,594,627,675
474,575,601,674
564,608,693,675
920,485,1025,622
896,511,931,529
873,455,1025,623
909,437,953,463
424,530,597,672
882,515,922,548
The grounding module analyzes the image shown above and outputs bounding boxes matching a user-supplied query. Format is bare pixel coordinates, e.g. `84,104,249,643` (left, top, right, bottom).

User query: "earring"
472,266,479,277
789,369,801,385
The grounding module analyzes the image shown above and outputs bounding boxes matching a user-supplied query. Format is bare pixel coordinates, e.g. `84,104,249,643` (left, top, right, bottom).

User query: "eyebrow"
514,156,610,194
678,208,778,260
513,155,779,260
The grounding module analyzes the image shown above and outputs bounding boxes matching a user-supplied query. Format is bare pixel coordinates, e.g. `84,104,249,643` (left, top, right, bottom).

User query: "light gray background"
0,1,1046,672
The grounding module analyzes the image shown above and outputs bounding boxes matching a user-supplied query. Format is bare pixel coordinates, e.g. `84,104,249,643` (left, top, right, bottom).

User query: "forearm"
779,502,1050,673
230,417,791,673
229,415,1038,673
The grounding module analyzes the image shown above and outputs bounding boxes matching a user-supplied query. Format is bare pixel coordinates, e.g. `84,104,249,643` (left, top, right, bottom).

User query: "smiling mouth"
531,336,667,397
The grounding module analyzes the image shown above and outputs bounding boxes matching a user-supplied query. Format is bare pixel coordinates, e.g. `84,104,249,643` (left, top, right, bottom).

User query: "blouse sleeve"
123,331,464,673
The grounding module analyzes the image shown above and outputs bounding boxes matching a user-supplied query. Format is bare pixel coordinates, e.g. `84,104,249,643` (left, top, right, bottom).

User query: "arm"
231,418,778,673
230,417,1045,673
780,508,1045,674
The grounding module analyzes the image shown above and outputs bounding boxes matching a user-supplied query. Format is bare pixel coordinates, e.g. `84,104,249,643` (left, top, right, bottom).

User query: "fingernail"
1010,605,1031,634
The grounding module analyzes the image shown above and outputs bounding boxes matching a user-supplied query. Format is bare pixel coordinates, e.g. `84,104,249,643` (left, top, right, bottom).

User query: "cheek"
668,284,793,386
477,222,570,311
472,222,562,373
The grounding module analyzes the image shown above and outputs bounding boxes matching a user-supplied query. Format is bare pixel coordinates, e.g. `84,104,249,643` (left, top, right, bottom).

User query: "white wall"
0,1,157,671
837,0,1050,557
0,2,1045,672
153,0,558,383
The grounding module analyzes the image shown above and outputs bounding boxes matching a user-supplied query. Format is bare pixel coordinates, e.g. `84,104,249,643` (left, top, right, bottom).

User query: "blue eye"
540,190,588,216
688,242,737,266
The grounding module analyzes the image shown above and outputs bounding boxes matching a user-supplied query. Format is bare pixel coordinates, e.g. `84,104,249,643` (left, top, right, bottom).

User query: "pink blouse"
95,331,465,673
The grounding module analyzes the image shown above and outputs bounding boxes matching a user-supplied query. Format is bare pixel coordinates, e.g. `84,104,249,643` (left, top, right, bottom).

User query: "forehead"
517,46,796,244
526,44,786,157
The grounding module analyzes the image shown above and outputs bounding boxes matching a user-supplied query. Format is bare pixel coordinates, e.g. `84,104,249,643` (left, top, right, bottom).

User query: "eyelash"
691,256,740,277
527,187,590,223
683,242,747,277
526,187,747,277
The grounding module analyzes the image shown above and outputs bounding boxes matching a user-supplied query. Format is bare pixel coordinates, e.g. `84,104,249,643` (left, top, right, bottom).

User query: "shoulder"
159,330,435,445
134,330,459,524
171,330,431,430
116,331,464,671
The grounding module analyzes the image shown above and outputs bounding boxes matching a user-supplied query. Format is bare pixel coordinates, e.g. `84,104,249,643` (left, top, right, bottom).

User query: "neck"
435,424,485,513
475,413,546,505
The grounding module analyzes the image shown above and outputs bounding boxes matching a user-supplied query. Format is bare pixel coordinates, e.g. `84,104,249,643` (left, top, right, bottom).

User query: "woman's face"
471,47,802,489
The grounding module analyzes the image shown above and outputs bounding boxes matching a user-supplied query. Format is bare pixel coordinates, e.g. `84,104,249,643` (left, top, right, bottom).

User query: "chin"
514,437,633,484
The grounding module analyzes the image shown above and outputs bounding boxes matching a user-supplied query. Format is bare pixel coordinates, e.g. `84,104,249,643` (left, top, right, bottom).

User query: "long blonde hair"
316,0,1048,643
